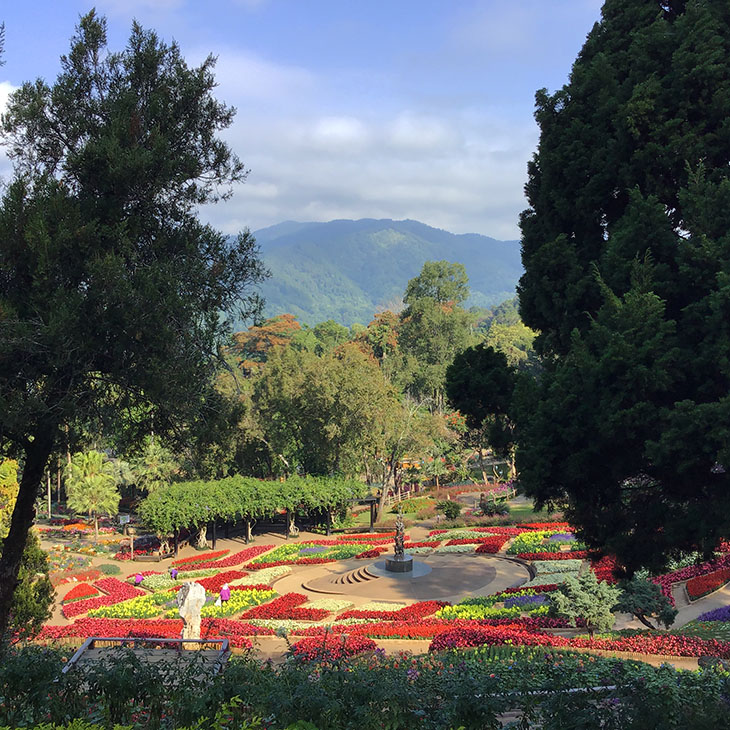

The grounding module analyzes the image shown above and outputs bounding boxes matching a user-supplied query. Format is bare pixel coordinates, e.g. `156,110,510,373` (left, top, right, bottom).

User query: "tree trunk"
636,613,657,630
46,472,52,519
196,525,208,549
94,513,99,543
478,448,489,485
0,423,55,639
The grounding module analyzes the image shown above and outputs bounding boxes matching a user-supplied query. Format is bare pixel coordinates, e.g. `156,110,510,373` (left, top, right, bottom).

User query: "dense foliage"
3,644,729,729
0,11,266,633
139,475,365,536
515,0,730,573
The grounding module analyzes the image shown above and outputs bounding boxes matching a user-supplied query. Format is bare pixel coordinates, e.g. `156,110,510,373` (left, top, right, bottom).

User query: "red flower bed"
38,617,273,648
590,556,619,583
686,567,730,600
518,551,589,561
472,526,526,535
354,547,389,559
172,549,230,566
192,570,248,593
521,522,572,530
336,534,399,542
62,578,146,619
62,583,99,603
188,544,274,570
430,624,568,652
403,542,439,548
338,600,447,622
290,634,377,661
570,632,730,659
240,593,329,621
475,536,511,553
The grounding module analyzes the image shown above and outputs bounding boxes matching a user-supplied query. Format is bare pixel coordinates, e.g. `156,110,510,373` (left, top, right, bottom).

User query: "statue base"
385,555,413,573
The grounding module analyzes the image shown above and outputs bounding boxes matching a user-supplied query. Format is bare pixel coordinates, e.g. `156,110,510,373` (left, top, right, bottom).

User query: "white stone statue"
176,581,206,642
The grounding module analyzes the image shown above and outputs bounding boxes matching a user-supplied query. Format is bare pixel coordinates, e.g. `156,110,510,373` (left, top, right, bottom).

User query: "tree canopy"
0,11,266,634
515,0,730,573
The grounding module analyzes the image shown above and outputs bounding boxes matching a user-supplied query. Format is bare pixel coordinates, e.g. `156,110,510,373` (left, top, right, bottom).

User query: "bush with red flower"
290,633,377,662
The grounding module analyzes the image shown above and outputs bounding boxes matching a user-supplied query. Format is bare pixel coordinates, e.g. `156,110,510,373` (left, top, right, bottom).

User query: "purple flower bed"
549,533,575,541
299,546,329,554
504,594,550,609
697,605,730,622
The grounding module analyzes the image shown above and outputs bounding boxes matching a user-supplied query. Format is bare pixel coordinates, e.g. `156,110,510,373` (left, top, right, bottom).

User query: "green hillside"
251,219,522,326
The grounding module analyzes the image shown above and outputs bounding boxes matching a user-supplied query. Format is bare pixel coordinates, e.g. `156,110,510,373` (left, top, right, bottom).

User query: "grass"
673,621,730,641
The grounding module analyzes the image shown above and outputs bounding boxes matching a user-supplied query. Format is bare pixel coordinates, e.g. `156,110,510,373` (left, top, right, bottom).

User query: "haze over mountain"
251,219,522,327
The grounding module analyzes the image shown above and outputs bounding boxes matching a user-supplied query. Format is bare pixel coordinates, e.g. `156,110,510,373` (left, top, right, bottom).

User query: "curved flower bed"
686,567,730,600
240,593,330,621
353,546,389,559
338,600,447,622
653,555,730,604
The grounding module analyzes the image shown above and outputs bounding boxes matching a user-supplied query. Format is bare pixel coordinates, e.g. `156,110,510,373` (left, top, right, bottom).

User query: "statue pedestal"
385,555,413,573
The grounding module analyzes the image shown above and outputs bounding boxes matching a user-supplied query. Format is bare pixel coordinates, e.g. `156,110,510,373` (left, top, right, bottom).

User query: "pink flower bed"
590,556,619,583
62,578,146,619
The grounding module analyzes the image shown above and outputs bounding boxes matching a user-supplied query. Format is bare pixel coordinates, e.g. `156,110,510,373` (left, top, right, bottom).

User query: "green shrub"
98,563,121,575
435,500,462,520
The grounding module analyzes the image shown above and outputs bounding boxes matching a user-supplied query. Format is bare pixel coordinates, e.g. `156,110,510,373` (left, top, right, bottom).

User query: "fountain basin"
385,554,413,573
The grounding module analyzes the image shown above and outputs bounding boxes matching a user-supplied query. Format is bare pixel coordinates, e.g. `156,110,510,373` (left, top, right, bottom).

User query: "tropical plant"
65,451,120,542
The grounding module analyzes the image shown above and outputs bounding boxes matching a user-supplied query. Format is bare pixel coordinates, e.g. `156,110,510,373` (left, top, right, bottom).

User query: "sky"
0,1,603,240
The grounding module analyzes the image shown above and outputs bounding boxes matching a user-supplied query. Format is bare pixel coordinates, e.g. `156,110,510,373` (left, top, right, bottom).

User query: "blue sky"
0,1,603,239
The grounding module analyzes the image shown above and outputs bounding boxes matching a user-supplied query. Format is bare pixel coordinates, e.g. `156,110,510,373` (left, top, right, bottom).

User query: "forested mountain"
250,219,521,326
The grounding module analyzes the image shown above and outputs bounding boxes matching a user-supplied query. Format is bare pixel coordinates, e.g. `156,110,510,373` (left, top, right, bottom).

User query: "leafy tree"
403,260,469,306
615,575,677,630
231,314,302,375
0,532,53,644
0,460,18,538
132,437,179,495
436,499,461,520
65,451,120,541
0,12,266,633
445,345,518,476
551,572,621,638
515,0,730,573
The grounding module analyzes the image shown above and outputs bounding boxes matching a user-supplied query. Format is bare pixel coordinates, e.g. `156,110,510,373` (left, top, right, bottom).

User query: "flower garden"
36,519,730,665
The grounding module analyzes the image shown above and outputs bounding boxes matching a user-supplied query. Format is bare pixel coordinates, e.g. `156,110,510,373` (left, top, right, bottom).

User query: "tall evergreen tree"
0,12,266,634
516,0,730,572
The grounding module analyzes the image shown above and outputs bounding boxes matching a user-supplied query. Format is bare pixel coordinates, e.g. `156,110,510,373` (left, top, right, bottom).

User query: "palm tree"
132,437,178,495
65,451,120,542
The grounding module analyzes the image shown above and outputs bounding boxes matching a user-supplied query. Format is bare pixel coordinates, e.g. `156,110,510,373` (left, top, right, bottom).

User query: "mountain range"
249,218,523,327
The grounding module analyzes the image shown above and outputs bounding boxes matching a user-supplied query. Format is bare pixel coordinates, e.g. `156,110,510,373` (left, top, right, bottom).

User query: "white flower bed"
247,619,317,631
358,601,407,612
230,565,292,586
405,547,435,555
305,598,353,612
532,559,582,575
